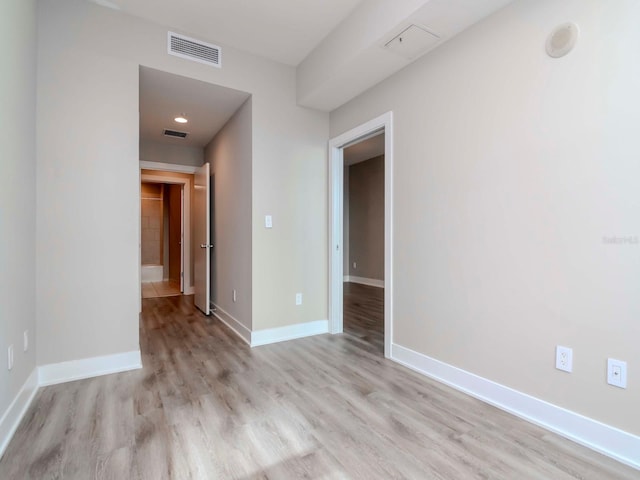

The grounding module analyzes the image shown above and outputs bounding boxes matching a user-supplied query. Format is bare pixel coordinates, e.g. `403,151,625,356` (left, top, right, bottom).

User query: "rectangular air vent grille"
163,129,188,139
168,31,221,68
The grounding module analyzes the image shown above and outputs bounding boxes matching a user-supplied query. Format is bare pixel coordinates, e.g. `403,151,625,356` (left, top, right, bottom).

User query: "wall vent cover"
168,31,221,68
163,129,189,139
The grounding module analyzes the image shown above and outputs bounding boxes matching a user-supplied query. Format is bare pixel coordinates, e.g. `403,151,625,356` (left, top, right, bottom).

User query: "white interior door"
180,187,185,292
194,163,210,314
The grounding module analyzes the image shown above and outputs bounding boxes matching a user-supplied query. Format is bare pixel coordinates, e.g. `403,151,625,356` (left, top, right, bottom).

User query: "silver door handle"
200,244,214,248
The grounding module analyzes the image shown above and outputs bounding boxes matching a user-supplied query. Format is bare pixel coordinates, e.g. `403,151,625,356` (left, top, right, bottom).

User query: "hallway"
0,296,635,479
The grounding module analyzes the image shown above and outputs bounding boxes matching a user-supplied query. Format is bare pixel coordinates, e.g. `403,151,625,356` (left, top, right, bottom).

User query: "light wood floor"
1,289,637,479
141,280,181,299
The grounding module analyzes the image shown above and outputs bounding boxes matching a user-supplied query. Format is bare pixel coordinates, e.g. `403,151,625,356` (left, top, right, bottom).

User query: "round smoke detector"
546,22,579,58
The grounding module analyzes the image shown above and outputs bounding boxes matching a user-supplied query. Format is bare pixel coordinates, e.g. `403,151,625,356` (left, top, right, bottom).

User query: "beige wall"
36,0,328,364
330,0,640,436
343,166,350,274
0,0,37,418
140,140,204,167
205,99,252,330
348,156,385,280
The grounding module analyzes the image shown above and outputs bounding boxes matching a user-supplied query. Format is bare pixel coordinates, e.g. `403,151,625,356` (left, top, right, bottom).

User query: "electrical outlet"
555,345,573,373
23,330,28,352
232,289,237,302
607,358,627,388
353,262,357,269
264,215,273,229
7,345,14,371
295,293,302,305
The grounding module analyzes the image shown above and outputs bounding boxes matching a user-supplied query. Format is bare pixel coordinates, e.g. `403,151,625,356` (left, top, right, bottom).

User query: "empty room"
1,0,638,478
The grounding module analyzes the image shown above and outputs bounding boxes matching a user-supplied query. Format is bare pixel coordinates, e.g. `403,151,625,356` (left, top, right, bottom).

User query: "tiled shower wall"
141,182,162,265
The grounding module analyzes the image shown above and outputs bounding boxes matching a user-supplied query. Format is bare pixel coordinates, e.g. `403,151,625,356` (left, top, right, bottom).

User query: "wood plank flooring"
0,287,637,479
141,280,181,299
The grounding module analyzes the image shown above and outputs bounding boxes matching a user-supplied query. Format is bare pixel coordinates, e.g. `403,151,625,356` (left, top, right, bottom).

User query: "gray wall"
0,0,37,418
348,156,385,281
205,98,253,330
140,140,204,167
343,166,349,275
331,0,640,435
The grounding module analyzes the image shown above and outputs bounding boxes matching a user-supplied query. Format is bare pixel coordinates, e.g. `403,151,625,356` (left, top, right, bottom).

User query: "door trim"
139,161,198,174
328,111,393,358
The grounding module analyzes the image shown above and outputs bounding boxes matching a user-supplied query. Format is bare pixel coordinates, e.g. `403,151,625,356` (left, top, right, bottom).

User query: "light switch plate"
265,215,272,229
7,345,13,371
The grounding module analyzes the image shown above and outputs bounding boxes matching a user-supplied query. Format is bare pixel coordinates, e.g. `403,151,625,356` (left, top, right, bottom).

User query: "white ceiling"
344,133,385,166
92,0,364,66
297,0,515,110
139,66,250,147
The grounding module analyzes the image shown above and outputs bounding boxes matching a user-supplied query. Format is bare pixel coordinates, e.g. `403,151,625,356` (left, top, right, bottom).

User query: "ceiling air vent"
163,129,188,139
168,31,221,68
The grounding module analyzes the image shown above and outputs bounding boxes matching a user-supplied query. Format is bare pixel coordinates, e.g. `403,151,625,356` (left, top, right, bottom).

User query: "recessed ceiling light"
174,115,188,124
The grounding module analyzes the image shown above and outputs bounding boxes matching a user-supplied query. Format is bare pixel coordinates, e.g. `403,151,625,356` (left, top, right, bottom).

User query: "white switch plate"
7,345,14,371
353,262,357,269
607,358,627,388
265,215,273,229
23,330,28,352
232,289,237,302
295,293,302,305
555,345,573,373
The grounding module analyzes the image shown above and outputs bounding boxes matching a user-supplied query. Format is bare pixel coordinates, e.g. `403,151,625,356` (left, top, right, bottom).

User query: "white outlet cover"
265,215,273,229
23,330,28,352
295,293,302,305
555,345,573,373
607,358,627,388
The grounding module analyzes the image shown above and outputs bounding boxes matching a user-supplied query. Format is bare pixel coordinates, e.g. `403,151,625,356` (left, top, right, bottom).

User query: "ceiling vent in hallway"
168,31,221,68
163,129,189,139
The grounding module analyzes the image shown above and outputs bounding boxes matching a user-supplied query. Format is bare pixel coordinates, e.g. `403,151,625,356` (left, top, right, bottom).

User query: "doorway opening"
329,112,393,358
140,171,193,299
343,133,385,353
138,66,251,317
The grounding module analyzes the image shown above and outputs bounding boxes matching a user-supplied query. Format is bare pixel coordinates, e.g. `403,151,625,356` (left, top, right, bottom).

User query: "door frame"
140,170,193,299
328,111,393,358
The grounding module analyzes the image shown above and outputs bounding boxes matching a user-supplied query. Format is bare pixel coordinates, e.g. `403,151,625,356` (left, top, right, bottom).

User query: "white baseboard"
38,350,142,387
141,265,163,283
183,285,194,295
212,305,329,348
391,343,640,471
251,319,328,347
0,369,39,459
344,275,384,288
212,303,251,346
